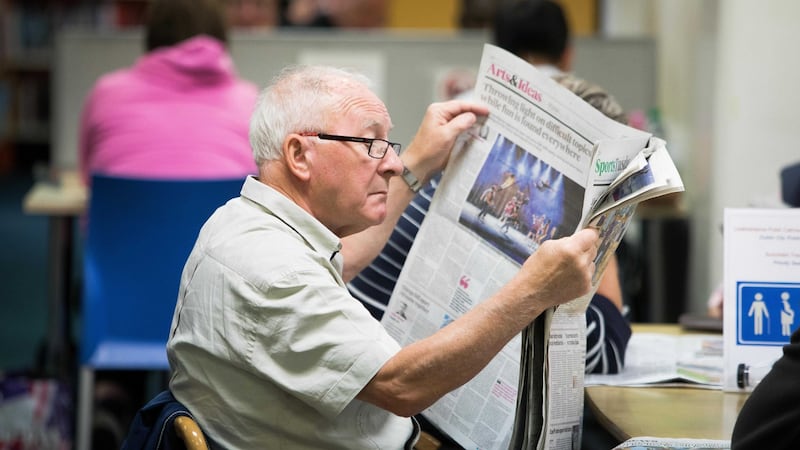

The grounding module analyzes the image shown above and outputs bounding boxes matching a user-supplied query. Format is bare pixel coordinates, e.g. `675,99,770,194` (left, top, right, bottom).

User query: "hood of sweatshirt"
134,35,237,88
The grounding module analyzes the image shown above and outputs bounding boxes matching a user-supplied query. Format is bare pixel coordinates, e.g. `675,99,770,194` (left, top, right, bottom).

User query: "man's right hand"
513,227,600,313
360,228,601,417
402,100,489,185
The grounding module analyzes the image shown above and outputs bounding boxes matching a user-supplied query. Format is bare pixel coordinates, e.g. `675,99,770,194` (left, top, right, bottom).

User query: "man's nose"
380,146,405,177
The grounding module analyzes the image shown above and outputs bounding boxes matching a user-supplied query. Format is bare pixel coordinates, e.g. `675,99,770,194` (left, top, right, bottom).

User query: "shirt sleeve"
245,263,401,419
584,293,632,374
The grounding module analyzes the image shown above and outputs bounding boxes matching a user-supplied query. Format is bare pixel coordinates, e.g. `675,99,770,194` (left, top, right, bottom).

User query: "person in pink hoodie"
78,0,267,446
79,0,262,187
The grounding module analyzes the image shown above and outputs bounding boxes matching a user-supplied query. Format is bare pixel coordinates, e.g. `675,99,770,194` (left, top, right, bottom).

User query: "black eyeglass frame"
300,132,402,159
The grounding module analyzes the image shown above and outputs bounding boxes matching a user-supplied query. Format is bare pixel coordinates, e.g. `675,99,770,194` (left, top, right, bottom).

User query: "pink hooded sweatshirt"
79,35,258,185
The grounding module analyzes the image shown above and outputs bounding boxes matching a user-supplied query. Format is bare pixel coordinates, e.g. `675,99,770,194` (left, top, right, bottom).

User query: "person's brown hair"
145,0,228,52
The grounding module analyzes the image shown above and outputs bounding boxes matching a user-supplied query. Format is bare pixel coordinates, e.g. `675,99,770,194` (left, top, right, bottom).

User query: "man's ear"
283,135,312,182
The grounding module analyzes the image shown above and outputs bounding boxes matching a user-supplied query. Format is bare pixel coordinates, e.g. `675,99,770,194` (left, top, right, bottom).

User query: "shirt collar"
240,176,343,270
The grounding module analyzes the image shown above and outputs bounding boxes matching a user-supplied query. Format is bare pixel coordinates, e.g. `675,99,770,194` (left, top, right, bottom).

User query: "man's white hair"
249,65,374,164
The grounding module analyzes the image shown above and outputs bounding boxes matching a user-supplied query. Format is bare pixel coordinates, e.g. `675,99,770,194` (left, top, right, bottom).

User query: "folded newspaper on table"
613,437,731,450
379,44,684,450
584,333,724,388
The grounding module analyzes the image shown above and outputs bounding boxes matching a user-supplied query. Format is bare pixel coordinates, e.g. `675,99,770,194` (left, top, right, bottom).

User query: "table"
586,385,749,441
22,170,87,378
584,323,750,442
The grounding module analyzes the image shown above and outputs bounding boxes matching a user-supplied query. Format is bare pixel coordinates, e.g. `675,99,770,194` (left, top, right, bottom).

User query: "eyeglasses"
300,132,402,159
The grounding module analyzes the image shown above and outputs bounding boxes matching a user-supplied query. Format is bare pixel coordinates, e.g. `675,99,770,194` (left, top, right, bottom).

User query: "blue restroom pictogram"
737,282,800,346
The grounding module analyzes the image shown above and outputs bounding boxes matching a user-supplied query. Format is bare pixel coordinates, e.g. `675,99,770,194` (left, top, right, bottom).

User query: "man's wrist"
401,165,423,193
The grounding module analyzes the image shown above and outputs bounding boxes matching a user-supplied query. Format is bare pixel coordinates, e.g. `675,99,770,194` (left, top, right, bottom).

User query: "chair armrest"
414,431,442,450
174,415,209,450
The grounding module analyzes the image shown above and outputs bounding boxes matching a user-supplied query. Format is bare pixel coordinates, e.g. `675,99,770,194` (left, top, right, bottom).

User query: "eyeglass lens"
369,140,401,159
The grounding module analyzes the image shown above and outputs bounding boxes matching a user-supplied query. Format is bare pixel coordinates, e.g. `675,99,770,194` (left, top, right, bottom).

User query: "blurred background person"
493,0,625,122
730,325,800,449
79,0,259,188
225,0,280,29
77,0,259,446
458,0,501,29
281,0,389,28
280,0,325,27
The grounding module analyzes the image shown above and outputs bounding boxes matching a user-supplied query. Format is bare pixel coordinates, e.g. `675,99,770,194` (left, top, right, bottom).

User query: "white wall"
605,0,800,315
709,1,800,295
53,30,656,169
603,0,718,315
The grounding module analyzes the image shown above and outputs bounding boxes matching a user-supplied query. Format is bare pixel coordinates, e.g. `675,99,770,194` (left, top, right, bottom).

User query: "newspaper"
613,437,731,450
584,333,724,388
380,44,684,450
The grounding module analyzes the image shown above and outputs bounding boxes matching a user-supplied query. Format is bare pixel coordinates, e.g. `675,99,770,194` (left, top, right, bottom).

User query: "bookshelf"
0,0,148,173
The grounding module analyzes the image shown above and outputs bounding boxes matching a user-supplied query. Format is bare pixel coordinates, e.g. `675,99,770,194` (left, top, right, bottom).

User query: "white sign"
722,208,800,391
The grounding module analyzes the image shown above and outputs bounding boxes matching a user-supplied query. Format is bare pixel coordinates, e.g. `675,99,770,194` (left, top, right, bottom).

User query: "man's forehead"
360,116,393,132
332,90,392,131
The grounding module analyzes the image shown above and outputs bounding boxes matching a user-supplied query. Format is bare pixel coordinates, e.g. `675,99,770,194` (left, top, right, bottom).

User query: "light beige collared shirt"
167,176,412,449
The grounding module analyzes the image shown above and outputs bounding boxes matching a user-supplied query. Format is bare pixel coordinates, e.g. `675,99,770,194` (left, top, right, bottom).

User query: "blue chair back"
80,175,243,368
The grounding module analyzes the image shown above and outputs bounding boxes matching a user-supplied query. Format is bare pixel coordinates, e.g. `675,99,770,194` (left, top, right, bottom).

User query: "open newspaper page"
380,44,677,449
